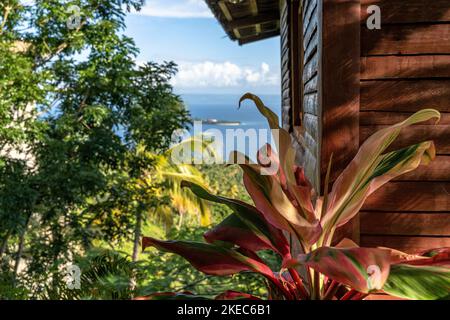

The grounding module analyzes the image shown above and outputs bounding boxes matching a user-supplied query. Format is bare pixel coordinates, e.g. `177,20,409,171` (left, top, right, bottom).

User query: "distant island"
194,118,241,126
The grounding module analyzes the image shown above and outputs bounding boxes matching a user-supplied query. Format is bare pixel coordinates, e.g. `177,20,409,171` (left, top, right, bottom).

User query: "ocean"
181,93,281,131
179,93,281,161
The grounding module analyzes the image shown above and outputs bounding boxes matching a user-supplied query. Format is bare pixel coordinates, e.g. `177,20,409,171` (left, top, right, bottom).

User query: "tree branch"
0,6,11,35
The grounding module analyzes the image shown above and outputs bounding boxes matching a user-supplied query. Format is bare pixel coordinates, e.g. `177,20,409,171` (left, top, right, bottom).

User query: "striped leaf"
240,95,316,222
323,109,440,233
239,93,297,188
387,247,450,267
285,247,391,293
142,237,293,299
142,237,273,277
383,264,450,300
243,170,321,248
181,181,291,259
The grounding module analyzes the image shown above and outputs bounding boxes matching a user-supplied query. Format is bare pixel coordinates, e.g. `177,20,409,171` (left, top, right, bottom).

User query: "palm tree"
131,137,216,262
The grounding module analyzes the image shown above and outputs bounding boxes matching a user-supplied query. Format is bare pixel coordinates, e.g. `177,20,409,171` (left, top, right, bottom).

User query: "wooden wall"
280,0,321,190
281,0,449,253
280,0,292,133
299,0,321,190
359,0,450,253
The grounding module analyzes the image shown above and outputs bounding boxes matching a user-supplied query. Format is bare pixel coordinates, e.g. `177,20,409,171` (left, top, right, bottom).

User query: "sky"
125,0,281,95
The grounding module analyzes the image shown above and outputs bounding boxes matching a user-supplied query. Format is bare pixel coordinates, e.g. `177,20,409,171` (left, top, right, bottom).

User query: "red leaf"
180,181,291,259
143,237,294,299
142,237,279,277
285,247,391,293
388,247,450,267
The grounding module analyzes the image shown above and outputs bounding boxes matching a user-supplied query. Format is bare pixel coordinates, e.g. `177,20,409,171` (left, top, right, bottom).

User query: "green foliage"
200,164,251,221
41,250,137,300
0,0,195,298
142,96,447,300
137,225,276,299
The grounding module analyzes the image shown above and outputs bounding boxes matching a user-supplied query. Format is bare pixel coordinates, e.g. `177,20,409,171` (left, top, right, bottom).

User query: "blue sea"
181,93,281,132
179,93,281,161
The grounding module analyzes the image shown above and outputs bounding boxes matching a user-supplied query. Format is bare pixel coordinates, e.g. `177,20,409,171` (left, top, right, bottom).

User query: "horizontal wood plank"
304,113,319,140
304,16,318,52
360,125,450,154
362,182,450,212
303,51,318,83
360,235,450,254
361,0,450,24
360,212,450,236
303,0,317,28
361,55,450,80
304,74,318,94
361,80,450,112
395,156,450,181
360,111,450,126
362,24,450,56
303,130,318,155
304,32,318,63
303,93,318,115
302,0,312,20
292,136,318,189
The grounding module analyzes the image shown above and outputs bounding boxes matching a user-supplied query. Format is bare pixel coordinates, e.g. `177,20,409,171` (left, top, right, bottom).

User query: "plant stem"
351,293,368,300
288,268,309,300
340,289,358,300
323,280,341,300
313,270,321,300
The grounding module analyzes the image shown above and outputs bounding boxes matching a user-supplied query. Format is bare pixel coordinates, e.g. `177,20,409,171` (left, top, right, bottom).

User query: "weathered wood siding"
280,0,291,132
280,0,321,189
360,0,450,253
298,0,321,189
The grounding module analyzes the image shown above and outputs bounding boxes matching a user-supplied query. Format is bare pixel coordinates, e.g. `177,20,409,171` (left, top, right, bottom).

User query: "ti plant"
141,94,449,300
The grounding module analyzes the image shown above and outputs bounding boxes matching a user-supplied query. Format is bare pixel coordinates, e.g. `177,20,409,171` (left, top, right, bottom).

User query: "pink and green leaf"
387,247,450,267
239,93,297,187
204,214,281,255
142,237,295,299
181,181,291,259
285,247,391,293
243,172,321,248
383,264,450,300
142,237,274,277
323,133,438,233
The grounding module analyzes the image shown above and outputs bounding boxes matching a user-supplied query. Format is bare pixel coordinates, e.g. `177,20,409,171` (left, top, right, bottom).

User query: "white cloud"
171,61,280,89
134,0,214,18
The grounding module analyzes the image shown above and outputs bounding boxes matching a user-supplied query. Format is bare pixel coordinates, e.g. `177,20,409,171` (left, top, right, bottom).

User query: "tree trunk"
129,209,143,293
13,214,31,283
0,230,11,258
132,210,143,262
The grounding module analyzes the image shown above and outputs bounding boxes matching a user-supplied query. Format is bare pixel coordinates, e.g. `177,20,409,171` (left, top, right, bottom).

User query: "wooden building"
206,0,450,253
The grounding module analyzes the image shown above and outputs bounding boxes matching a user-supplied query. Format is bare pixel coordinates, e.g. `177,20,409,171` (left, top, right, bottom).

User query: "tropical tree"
0,0,192,297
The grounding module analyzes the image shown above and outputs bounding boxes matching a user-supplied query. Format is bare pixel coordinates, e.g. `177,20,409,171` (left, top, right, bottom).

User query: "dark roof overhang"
205,0,280,45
